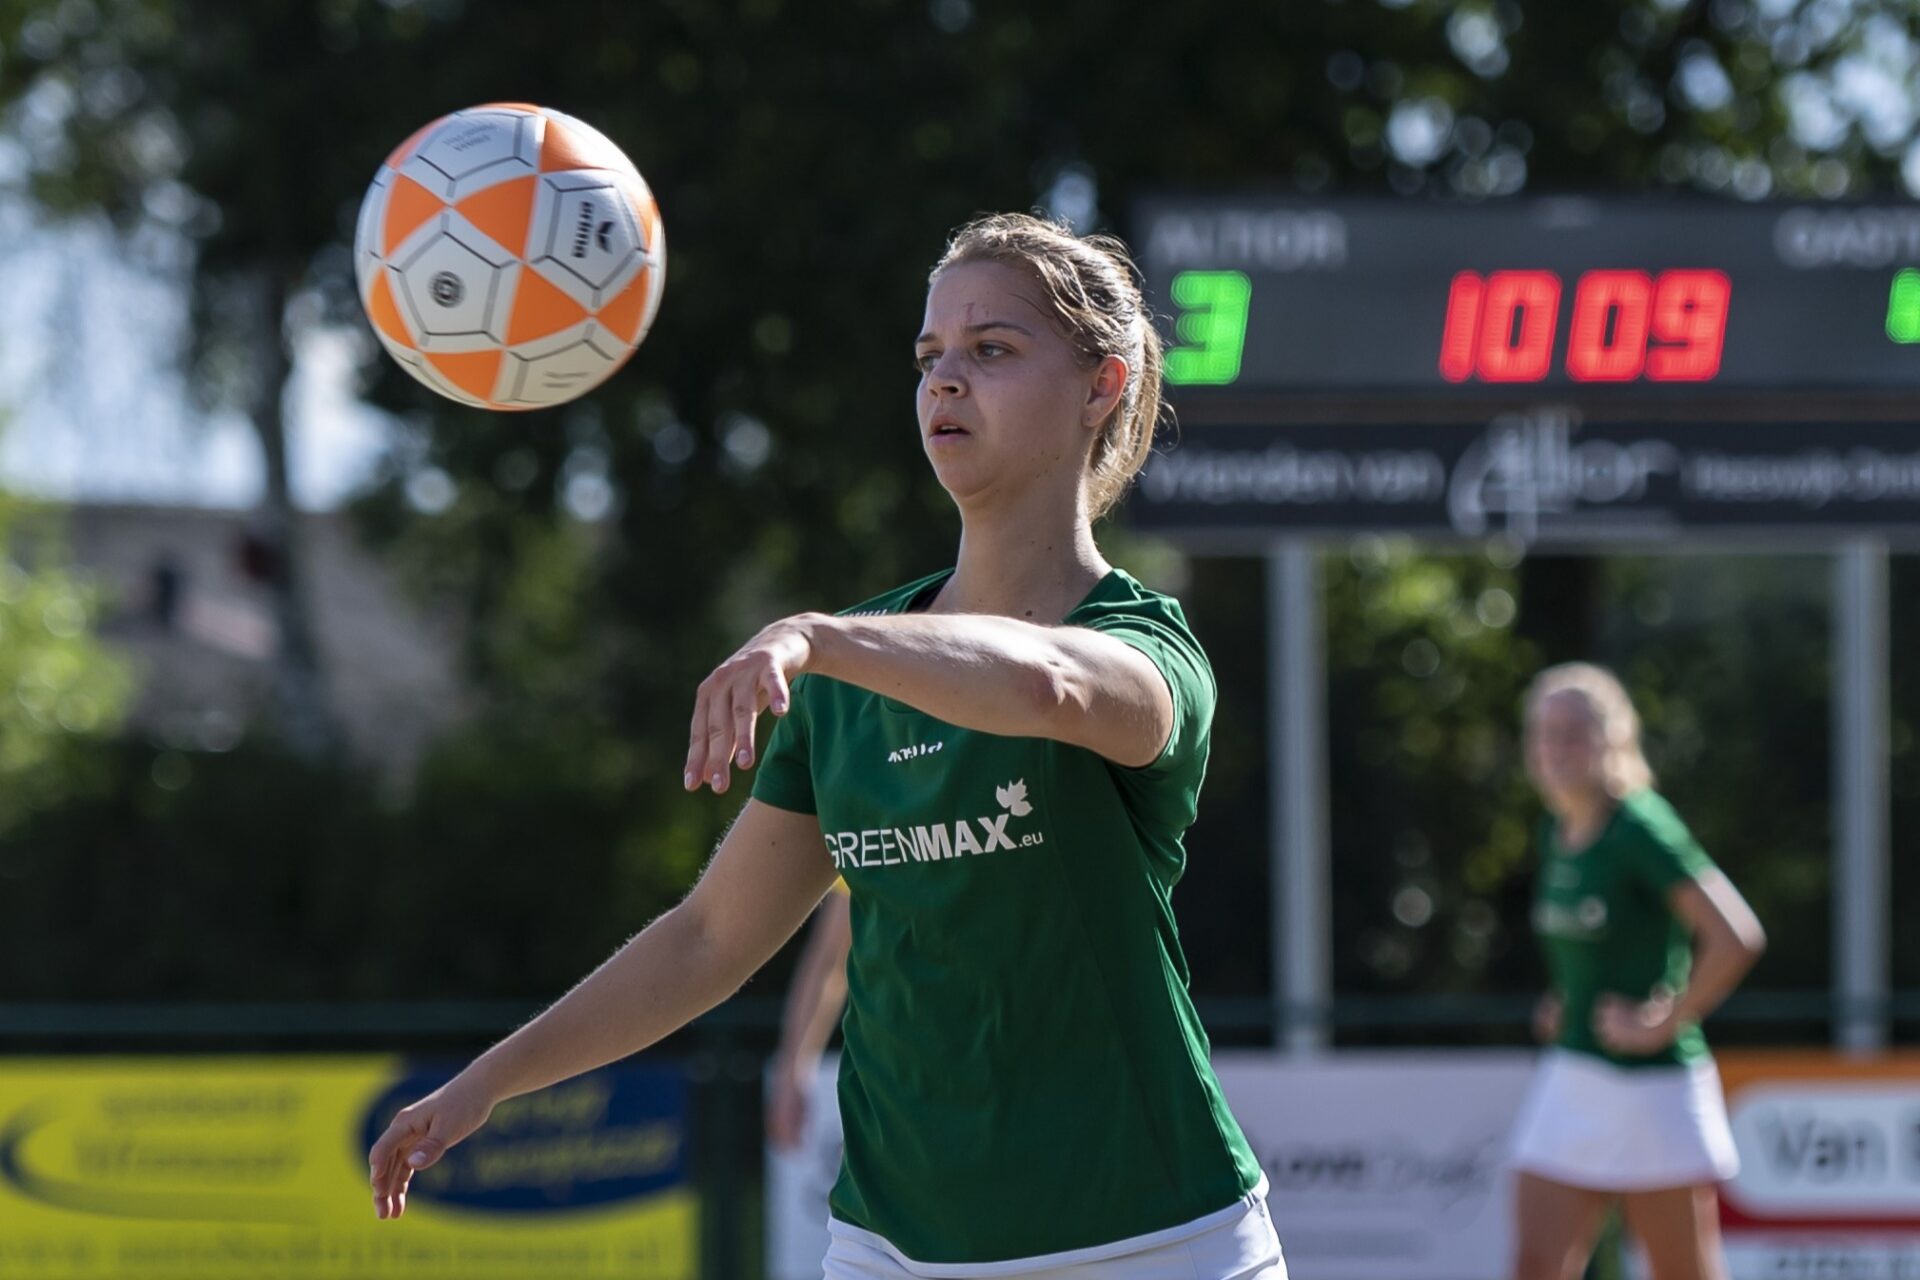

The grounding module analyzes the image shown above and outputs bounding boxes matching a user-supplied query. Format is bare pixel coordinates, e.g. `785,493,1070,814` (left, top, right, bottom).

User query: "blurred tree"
0,0,450,755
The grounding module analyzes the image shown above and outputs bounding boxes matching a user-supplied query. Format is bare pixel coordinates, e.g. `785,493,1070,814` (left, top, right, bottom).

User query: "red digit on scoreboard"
1438,272,1483,383
1647,269,1730,381
1566,270,1653,382
1477,270,1562,382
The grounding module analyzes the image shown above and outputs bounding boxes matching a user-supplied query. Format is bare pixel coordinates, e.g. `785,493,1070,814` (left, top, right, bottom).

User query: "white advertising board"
1213,1049,1536,1280
1710,1052,1920,1280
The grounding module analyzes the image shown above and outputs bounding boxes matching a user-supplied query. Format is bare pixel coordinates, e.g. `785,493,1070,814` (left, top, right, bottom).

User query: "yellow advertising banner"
0,1057,697,1278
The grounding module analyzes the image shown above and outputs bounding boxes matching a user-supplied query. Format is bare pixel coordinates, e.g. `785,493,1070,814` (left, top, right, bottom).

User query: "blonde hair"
1524,662,1656,798
930,212,1165,521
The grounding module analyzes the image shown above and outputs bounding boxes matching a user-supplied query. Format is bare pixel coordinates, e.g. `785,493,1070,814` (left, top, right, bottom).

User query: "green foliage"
1324,540,1538,998
0,499,131,838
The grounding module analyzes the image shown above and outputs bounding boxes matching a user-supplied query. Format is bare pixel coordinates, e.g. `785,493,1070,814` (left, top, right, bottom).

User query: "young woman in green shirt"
1509,663,1767,1280
370,214,1281,1277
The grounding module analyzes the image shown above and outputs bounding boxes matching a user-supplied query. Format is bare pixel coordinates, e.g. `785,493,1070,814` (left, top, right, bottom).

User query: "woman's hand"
368,1074,497,1220
1531,991,1563,1045
685,615,823,794
1591,991,1680,1056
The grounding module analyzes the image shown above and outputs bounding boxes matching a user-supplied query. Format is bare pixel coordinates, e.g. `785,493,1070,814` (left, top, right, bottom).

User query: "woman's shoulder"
1068,569,1203,641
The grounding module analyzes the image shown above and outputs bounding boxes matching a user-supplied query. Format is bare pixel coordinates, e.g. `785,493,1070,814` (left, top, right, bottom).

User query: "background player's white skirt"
1509,1048,1740,1191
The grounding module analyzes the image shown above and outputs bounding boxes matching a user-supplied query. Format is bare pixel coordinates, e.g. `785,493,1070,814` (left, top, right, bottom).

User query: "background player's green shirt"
1532,788,1716,1069
752,567,1261,1265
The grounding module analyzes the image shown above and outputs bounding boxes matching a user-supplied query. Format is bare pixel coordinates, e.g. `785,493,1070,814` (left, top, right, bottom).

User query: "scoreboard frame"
1129,194,1920,544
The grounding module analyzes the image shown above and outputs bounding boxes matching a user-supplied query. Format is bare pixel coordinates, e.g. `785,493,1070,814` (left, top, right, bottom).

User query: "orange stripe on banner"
507,268,590,344
595,266,652,345
382,174,443,256
425,349,504,403
365,272,414,350
454,176,536,258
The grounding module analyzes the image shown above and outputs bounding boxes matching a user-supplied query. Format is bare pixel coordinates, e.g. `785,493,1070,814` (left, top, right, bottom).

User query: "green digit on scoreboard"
1888,268,1920,343
1165,270,1252,386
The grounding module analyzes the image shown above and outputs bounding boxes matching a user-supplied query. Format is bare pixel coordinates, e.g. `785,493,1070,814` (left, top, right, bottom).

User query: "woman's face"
1525,690,1607,810
913,259,1121,511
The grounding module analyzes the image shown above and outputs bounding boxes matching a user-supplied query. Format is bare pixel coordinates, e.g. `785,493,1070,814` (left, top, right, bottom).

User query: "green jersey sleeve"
750,677,816,815
1620,790,1715,894
1078,608,1216,829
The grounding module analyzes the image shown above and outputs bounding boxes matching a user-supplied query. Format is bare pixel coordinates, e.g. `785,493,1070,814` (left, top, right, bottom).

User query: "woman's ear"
1083,354,1128,430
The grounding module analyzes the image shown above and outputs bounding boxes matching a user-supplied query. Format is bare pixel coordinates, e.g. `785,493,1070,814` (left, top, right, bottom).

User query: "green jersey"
752,567,1260,1264
1532,788,1716,1069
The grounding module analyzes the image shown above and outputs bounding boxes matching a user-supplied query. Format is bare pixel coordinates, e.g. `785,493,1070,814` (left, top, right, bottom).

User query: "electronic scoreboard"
1129,196,1920,540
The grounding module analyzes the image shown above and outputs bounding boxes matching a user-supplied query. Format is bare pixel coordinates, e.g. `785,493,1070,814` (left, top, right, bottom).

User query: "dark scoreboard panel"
1134,197,1920,397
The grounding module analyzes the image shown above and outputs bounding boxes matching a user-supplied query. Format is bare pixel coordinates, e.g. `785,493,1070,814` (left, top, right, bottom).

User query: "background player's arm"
1531,990,1563,1043
1593,867,1766,1054
1666,868,1767,1025
767,889,852,1150
371,799,836,1218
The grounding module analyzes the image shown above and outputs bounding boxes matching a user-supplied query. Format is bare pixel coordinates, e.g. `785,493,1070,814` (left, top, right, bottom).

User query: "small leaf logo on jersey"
996,780,1033,817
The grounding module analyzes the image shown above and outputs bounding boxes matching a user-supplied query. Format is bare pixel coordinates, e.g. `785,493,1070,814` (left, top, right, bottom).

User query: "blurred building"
65,502,464,780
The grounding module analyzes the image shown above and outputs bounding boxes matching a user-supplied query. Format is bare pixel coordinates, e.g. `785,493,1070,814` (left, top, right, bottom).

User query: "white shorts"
1509,1048,1740,1191
822,1176,1286,1279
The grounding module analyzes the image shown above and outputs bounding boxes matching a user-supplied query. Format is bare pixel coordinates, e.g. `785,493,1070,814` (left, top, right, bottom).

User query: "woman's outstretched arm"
685,611,1174,795
370,799,836,1219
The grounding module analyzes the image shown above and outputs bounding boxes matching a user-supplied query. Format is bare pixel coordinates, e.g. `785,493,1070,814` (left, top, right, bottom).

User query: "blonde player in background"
1510,663,1767,1280
370,213,1285,1278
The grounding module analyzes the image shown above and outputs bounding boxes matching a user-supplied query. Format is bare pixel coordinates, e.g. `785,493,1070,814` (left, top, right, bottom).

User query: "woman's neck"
938,500,1108,623
1551,790,1616,849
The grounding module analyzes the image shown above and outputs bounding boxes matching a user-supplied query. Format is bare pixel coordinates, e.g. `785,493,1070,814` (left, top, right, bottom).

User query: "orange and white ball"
353,104,665,410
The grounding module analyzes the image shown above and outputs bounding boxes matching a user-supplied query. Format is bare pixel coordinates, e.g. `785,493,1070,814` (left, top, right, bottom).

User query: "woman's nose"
926,352,965,396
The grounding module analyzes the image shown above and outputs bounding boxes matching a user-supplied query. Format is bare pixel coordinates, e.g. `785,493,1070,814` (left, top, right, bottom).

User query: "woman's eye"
914,353,937,373
977,342,1007,358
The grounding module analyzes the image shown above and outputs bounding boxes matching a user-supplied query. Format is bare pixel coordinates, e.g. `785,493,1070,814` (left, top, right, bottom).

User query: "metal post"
1269,541,1329,1054
1833,540,1890,1054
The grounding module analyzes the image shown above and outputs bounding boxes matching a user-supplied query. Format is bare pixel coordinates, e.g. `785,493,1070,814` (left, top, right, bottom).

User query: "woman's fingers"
370,1113,424,1218
685,673,735,792
732,681,760,770
704,676,739,792
687,644,796,791
685,666,781,791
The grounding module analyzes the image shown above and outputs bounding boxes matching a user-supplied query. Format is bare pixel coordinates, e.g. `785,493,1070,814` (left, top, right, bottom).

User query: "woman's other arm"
370,799,836,1218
